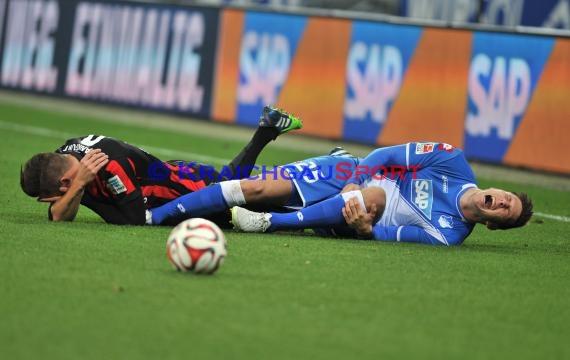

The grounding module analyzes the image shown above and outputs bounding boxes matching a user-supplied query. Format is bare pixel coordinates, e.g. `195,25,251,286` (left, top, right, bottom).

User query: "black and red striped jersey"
55,135,219,225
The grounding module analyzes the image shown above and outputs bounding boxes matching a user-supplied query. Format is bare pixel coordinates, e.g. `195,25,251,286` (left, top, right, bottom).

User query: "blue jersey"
283,154,359,208
356,142,477,246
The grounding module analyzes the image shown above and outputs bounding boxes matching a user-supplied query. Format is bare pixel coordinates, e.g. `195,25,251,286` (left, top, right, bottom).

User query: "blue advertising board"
235,11,307,127
463,32,553,162
342,21,421,144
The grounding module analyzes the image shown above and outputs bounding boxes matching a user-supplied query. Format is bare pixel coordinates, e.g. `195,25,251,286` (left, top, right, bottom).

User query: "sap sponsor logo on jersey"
345,43,403,123
438,215,454,229
412,179,433,219
415,142,435,154
1,0,59,92
65,3,207,112
466,55,531,140
238,32,291,106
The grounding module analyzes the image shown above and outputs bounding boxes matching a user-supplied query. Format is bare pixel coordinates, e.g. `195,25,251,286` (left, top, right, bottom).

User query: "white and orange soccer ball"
166,218,227,274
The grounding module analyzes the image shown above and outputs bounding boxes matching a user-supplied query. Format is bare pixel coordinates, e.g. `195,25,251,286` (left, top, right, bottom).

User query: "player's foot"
259,105,303,135
329,146,353,157
231,206,272,232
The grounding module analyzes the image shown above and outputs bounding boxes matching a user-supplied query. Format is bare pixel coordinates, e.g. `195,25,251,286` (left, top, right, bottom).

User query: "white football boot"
231,206,272,232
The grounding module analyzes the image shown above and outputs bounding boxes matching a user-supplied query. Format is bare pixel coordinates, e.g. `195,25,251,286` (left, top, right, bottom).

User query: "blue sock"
151,184,227,224
269,195,346,231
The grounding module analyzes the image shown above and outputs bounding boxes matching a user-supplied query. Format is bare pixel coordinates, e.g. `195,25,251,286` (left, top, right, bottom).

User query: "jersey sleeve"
99,157,146,225
371,224,467,246
351,142,461,184
79,196,140,224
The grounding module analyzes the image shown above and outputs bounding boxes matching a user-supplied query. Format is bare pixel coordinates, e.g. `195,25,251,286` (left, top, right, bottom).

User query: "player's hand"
341,183,360,193
342,198,377,238
75,149,109,187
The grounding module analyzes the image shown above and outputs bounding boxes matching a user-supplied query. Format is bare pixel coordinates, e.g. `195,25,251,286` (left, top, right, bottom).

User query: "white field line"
3,119,570,223
0,90,359,155
2,90,570,189
0,120,230,165
533,212,570,223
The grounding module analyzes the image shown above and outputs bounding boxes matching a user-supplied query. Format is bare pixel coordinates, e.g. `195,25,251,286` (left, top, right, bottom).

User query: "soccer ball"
166,218,227,274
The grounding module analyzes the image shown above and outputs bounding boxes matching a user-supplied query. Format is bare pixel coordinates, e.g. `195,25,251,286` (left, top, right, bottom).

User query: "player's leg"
225,106,303,179
231,186,386,233
238,176,293,205
148,168,299,225
148,154,355,225
232,153,360,210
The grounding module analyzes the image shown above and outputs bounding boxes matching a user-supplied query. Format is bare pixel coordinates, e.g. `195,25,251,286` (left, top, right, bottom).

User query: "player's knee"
240,179,267,201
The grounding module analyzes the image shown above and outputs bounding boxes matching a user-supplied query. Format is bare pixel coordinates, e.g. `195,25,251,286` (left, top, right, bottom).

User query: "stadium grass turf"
0,100,569,359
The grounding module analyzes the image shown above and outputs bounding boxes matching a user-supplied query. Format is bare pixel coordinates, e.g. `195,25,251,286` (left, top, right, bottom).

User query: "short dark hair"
494,192,534,230
20,153,70,198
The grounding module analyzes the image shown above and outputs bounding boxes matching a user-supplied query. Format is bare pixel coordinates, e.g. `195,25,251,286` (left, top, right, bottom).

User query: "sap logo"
344,42,403,123
411,179,433,220
238,32,291,105
466,55,531,140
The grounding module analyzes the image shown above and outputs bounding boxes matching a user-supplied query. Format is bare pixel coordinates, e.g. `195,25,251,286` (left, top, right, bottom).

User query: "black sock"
227,127,279,179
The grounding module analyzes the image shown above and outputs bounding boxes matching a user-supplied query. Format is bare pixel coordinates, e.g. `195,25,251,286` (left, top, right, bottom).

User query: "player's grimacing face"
476,188,522,224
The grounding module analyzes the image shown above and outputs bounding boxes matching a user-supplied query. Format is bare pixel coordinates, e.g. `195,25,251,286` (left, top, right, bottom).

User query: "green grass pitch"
0,97,569,359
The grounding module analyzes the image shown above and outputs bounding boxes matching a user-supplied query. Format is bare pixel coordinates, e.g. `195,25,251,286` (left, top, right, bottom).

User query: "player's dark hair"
20,153,70,198
495,192,534,230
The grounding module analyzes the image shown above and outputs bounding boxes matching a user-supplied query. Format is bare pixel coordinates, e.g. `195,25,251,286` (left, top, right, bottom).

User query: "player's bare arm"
50,150,109,221
342,198,377,237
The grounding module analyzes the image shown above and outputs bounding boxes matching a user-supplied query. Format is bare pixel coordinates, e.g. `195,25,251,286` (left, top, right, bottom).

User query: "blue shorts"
281,155,359,208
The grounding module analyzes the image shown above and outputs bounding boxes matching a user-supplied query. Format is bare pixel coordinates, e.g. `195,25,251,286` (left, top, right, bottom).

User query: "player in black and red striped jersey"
20,106,302,226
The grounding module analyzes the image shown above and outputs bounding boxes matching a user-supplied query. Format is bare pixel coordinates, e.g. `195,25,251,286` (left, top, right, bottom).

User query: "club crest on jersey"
438,215,454,229
106,175,127,195
411,179,433,219
415,142,435,154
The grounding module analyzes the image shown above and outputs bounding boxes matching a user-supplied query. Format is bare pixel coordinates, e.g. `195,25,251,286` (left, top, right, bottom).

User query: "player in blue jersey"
230,142,534,246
